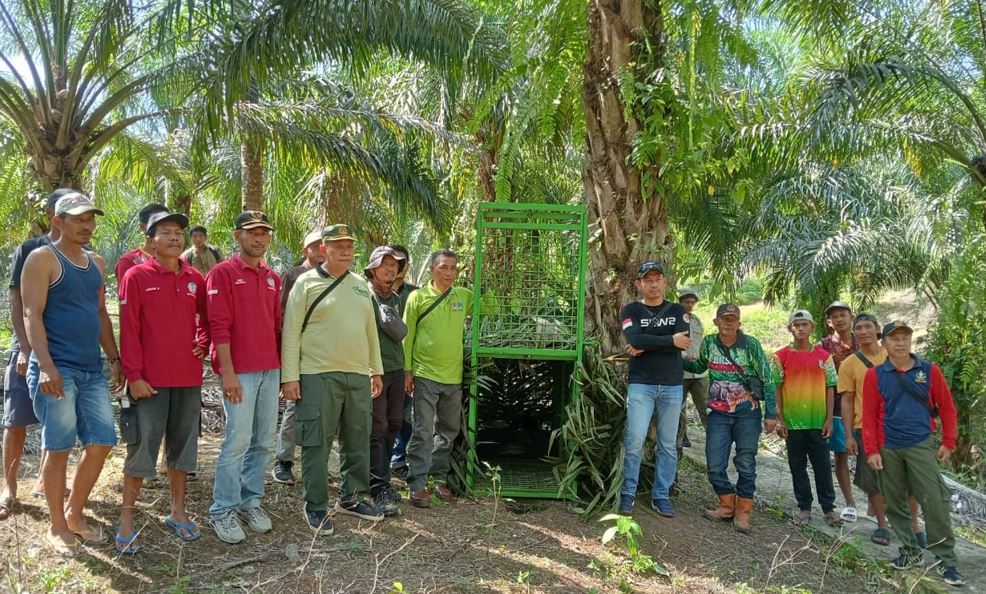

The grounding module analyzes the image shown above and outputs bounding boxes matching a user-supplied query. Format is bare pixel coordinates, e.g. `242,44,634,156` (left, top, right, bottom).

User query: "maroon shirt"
115,247,153,296
206,254,282,374
817,332,857,415
119,258,209,387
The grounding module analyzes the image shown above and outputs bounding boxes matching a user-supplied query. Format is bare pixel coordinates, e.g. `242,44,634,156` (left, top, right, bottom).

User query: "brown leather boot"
733,497,754,534
433,483,454,502
410,488,431,508
703,493,735,521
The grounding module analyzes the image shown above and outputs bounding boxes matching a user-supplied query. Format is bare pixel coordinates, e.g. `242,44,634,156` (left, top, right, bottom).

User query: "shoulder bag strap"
417,286,453,325
854,351,874,369
715,338,752,391
892,364,936,415
301,270,349,333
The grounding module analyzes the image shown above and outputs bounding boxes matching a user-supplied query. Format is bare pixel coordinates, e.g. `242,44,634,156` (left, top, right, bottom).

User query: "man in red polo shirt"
206,211,282,544
114,203,169,288
115,211,209,554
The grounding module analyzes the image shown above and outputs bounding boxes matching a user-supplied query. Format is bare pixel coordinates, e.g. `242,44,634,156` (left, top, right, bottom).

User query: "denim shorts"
27,360,117,452
4,352,39,428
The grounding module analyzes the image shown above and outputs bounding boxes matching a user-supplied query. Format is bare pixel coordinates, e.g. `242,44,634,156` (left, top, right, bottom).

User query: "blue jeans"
210,369,280,518
27,360,116,452
705,404,762,499
620,384,683,501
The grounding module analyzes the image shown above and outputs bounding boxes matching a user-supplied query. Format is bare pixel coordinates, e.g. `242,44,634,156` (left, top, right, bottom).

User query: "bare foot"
46,528,79,556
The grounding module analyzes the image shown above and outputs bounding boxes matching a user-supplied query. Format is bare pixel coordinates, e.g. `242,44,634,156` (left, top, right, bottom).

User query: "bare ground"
0,428,893,594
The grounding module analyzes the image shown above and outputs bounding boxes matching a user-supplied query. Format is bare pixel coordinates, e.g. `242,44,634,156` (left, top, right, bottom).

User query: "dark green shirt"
373,291,405,373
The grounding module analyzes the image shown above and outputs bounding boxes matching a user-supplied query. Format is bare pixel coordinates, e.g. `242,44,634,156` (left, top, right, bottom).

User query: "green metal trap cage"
467,202,588,499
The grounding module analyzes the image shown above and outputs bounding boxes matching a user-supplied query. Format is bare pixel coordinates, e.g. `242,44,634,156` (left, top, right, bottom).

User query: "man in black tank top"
20,192,124,556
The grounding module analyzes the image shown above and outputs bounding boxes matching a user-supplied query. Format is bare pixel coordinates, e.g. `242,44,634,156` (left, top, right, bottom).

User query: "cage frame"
467,202,588,499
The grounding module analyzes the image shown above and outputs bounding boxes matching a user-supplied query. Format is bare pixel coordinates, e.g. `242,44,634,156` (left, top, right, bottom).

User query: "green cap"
323,224,355,242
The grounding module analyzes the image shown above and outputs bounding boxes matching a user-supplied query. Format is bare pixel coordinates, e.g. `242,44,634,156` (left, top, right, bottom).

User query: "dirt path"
0,425,892,594
683,426,986,593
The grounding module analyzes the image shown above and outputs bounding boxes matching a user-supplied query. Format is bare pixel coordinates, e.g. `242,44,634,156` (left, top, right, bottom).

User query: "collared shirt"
181,245,223,276
119,258,209,387
862,356,957,455
403,283,472,384
683,332,777,419
115,247,153,295
206,254,282,374
280,266,382,382
682,312,706,379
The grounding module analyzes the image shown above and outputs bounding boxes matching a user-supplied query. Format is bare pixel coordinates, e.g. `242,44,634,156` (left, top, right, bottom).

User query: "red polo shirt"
206,254,281,374
115,247,152,297
119,258,209,387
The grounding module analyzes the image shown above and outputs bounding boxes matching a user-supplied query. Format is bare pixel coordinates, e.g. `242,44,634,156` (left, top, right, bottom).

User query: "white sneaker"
240,507,273,533
211,513,246,544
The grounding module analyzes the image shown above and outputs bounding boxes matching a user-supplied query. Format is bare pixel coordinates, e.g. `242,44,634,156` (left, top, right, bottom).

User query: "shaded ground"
0,427,890,594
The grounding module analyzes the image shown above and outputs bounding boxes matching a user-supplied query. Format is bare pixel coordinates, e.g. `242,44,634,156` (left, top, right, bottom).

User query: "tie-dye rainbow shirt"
773,346,837,430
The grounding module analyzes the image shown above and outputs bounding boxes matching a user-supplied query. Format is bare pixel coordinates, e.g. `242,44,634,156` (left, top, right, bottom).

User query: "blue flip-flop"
114,528,141,555
165,515,201,542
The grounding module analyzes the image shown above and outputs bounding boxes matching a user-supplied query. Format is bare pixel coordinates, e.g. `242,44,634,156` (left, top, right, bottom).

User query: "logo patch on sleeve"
621,318,633,330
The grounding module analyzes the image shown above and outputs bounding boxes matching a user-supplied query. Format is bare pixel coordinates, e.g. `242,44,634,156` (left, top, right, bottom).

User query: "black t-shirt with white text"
620,300,690,385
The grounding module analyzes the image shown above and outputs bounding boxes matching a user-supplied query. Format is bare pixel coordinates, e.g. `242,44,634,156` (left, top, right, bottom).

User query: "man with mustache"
115,211,209,553
21,192,124,556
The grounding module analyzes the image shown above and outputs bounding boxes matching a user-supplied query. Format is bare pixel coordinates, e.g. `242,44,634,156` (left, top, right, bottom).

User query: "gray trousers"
406,377,462,491
275,399,296,462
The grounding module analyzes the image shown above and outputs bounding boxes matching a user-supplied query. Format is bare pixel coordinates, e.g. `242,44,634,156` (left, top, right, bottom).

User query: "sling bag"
714,336,765,400
301,270,349,333
854,351,874,368
416,286,453,324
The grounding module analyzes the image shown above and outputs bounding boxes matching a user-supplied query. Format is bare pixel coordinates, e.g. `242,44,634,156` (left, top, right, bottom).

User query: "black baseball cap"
636,261,664,278
138,203,168,225
235,210,273,231
45,188,78,210
145,211,189,236
716,303,741,319
853,312,880,329
882,320,914,338
825,300,852,316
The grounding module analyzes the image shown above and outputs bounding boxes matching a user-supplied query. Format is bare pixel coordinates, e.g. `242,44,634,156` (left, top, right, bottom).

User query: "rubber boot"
733,496,754,534
703,493,735,521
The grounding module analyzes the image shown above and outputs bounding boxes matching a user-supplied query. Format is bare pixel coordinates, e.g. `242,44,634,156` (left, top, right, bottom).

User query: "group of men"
0,189,472,556
618,260,966,588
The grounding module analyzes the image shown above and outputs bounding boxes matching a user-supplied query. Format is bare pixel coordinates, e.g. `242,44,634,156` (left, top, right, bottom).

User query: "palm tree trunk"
583,0,670,355
240,135,264,211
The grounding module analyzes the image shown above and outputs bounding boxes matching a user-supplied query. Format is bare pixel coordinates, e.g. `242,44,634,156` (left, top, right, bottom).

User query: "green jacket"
403,283,473,384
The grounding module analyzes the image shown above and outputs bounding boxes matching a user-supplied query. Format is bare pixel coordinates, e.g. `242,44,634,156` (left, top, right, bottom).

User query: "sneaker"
272,460,295,484
383,485,403,504
303,508,333,536
618,494,634,516
890,553,925,570
937,565,967,587
239,507,273,533
652,498,676,518
210,513,246,544
335,499,384,522
373,491,400,517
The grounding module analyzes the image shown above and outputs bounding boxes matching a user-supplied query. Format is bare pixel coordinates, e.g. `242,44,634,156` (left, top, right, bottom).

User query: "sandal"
46,531,80,557
165,515,201,541
0,495,15,520
114,528,141,556
793,510,812,526
823,511,844,527
840,506,858,523
871,527,892,546
71,523,108,544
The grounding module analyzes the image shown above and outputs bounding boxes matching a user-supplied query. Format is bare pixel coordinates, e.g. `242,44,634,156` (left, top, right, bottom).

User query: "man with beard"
116,212,209,553
206,212,282,544
364,246,408,516
21,192,124,555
